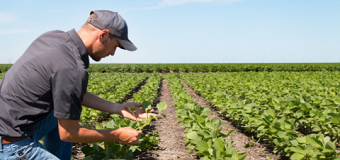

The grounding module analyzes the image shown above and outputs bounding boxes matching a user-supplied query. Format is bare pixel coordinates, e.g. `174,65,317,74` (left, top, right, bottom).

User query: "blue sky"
0,0,339,64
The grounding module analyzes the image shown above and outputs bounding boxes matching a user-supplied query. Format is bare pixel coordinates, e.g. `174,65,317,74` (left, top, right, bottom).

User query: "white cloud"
0,11,18,24
0,29,33,35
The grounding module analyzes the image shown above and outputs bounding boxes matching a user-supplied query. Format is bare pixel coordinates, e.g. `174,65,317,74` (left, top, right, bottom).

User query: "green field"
2,63,340,73
1,65,340,159
80,71,340,159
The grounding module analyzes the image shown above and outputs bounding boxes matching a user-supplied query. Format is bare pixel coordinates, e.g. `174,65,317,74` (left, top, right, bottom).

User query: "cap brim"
117,38,137,51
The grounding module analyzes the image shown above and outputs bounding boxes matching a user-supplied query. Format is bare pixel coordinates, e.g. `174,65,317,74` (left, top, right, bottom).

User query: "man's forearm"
81,91,122,114
81,91,145,122
60,125,115,143
58,118,140,144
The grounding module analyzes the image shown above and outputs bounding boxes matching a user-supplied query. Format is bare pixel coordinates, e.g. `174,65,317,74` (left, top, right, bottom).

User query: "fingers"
131,140,140,145
147,109,154,113
131,130,142,144
118,127,143,145
148,113,157,116
134,102,142,107
137,130,142,138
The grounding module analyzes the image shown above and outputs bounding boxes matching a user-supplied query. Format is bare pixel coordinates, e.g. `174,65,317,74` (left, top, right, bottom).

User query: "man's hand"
120,102,156,121
114,127,142,145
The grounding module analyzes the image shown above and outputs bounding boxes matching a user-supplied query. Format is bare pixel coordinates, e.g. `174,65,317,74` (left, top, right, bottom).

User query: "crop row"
165,73,248,160
81,73,165,159
87,73,138,95
181,72,340,140
128,73,163,104
181,72,340,159
87,73,120,88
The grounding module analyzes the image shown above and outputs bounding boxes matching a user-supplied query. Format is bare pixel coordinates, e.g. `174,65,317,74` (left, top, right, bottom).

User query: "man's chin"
90,55,101,62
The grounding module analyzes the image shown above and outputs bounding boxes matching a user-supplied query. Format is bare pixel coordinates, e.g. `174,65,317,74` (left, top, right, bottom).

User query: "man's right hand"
114,127,142,145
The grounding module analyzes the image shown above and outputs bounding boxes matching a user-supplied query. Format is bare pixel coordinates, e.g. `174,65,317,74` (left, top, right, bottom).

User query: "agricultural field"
86,63,340,73
1,67,340,160
75,71,340,160
2,63,340,73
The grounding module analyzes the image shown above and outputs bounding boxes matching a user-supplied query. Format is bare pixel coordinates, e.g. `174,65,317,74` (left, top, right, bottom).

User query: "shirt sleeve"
51,68,88,120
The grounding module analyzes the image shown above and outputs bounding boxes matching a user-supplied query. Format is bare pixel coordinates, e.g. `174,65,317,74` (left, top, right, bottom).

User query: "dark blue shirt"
0,29,89,137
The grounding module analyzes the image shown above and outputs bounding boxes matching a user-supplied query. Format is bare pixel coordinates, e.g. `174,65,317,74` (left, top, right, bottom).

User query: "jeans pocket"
12,139,34,160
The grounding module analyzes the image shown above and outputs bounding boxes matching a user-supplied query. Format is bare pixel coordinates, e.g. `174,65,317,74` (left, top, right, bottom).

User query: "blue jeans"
0,111,72,160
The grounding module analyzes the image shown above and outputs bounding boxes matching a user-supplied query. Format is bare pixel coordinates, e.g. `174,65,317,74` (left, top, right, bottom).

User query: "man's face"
90,34,122,62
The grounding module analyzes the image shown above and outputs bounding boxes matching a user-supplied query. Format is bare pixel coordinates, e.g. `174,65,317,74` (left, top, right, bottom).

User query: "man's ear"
98,30,110,40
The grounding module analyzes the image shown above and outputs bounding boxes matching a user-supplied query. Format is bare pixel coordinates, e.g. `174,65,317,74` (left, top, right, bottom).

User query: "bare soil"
134,79,197,159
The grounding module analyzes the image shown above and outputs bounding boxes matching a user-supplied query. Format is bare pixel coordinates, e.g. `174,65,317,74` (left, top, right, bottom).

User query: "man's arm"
81,91,155,121
81,91,123,114
58,118,141,144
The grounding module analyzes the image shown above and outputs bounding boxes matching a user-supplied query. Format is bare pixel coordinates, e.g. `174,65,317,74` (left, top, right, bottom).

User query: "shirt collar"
67,29,90,69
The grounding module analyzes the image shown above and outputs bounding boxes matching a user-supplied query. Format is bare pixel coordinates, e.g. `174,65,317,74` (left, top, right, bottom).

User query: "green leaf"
196,115,205,124
325,141,336,152
213,149,221,158
142,101,152,111
211,118,221,127
157,101,167,113
329,113,340,125
290,146,306,154
290,152,305,160
160,113,167,120
208,148,214,156
265,109,276,118
290,140,299,146
277,131,286,138
183,103,195,110
96,123,102,130
195,140,209,152
106,120,115,129
297,137,306,144
213,138,225,152
80,146,92,155
306,136,323,149
187,131,198,140
93,143,99,151
205,121,215,130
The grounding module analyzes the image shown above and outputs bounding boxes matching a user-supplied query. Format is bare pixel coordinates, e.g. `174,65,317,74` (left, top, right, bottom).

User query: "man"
0,10,152,159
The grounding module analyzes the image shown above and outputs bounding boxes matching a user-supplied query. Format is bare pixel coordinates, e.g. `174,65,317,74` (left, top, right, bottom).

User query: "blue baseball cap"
87,10,137,51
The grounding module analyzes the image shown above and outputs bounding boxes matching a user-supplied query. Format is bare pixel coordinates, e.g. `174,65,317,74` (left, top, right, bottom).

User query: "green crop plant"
81,101,167,160
166,73,248,160
180,72,340,159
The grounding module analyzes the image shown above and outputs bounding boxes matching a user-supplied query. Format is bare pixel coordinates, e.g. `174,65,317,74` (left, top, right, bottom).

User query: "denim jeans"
0,111,72,160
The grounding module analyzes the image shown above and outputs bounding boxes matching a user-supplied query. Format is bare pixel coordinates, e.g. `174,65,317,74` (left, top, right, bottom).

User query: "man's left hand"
120,102,156,121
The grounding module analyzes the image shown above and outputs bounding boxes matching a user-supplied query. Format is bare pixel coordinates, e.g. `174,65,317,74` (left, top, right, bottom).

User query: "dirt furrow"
180,79,282,160
134,79,197,159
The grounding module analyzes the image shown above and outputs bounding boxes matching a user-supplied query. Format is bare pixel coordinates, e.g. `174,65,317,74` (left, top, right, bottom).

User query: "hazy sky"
0,0,339,64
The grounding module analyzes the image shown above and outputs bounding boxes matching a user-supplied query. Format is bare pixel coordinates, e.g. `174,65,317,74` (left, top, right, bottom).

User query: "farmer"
0,10,152,159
